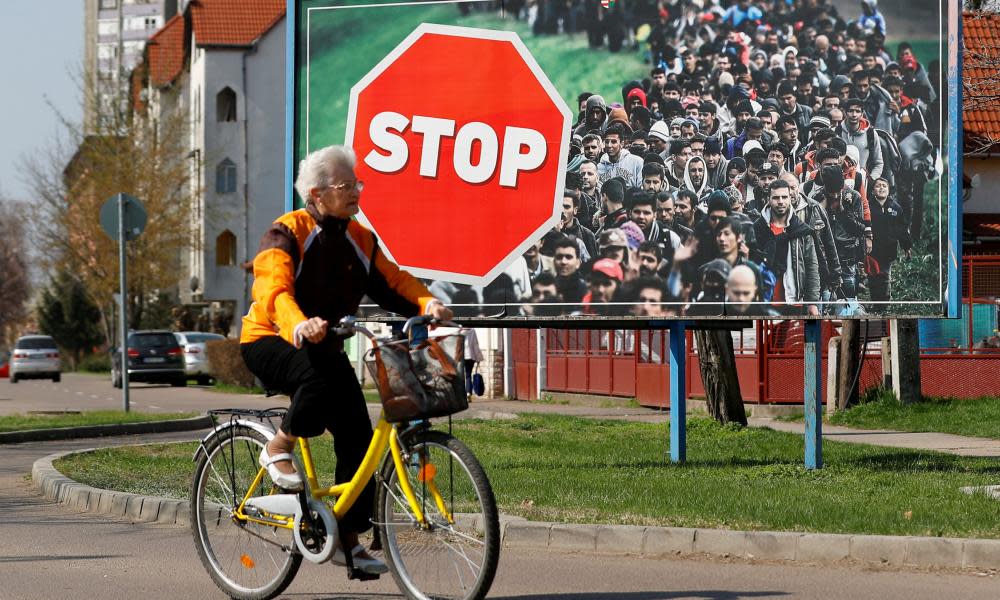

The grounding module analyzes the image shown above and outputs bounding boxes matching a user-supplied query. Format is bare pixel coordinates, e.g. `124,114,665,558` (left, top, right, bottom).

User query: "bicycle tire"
376,430,500,600
191,426,302,599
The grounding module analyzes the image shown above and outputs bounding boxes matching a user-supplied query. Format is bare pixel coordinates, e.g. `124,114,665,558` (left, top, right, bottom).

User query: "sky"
0,3,84,201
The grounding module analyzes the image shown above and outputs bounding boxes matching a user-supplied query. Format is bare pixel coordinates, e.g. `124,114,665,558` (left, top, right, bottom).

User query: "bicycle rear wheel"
376,430,500,600
191,426,301,599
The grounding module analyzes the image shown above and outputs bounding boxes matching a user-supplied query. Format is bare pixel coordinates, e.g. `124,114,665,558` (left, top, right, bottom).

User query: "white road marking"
149,405,161,409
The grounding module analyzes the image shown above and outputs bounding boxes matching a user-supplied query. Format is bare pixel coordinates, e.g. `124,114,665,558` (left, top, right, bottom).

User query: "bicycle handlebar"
330,315,460,342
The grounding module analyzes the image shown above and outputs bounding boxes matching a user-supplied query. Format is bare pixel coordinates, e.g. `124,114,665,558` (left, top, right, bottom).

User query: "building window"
98,44,118,60
216,230,237,266
100,0,117,8
216,159,237,194
216,87,237,122
98,20,117,36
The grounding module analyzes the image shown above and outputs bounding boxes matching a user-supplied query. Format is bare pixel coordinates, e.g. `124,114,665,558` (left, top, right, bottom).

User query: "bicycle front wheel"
377,430,500,600
191,426,301,600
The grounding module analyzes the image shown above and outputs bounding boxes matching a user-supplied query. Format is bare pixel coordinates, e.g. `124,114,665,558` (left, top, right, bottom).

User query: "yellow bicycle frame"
234,417,453,529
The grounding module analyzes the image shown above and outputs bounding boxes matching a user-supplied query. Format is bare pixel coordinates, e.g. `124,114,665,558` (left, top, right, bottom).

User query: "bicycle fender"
192,418,276,461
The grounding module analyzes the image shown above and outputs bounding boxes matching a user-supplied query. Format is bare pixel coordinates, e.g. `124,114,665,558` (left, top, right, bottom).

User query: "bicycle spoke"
192,428,299,599
439,534,482,574
436,525,486,547
378,433,499,600
206,460,235,504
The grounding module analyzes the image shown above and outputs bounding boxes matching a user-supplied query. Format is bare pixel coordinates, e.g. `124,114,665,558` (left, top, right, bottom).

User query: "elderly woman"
240,145,451,574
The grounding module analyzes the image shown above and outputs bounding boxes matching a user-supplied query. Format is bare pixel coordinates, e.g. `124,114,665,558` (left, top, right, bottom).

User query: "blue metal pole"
284,0,297,213
804,320,823,469
947,5,962,318
669,321,687,464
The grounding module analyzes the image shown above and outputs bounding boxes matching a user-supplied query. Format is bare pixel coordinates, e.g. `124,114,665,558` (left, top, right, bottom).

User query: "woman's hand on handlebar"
426,300,454,324
293,316,329,348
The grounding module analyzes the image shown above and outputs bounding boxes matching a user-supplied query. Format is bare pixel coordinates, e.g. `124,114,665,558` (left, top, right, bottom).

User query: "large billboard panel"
289,0,961,322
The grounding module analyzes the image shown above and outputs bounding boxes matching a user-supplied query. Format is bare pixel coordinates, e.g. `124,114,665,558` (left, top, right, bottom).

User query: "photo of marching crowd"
431,0,945,319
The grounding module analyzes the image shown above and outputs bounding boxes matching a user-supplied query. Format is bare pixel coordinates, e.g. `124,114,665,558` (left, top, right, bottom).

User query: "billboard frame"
286,0,963,325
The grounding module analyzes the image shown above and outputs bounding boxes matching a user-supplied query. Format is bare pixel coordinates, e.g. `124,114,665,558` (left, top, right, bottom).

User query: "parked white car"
173,331,225,385
10,335,61,383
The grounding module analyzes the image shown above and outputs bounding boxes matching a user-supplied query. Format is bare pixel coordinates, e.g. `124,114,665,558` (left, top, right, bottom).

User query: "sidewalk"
749,416,1000,458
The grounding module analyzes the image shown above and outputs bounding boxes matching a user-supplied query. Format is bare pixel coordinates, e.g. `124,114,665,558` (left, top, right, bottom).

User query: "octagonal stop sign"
346,24,571,286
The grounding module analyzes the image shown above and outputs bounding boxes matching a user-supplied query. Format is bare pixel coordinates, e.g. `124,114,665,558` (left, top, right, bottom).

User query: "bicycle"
190,315,500,600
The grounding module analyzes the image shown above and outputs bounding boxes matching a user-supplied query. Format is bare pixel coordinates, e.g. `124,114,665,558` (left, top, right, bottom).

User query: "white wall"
963,156,1000,214
191,19,286,332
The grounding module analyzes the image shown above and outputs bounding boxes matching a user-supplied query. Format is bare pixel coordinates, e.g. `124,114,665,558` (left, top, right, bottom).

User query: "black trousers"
241,336,375,534
870,263,893,302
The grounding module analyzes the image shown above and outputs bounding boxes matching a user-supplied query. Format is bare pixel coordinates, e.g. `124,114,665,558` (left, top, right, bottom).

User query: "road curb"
0,415,213,444
32,449,193,528
30,446,1000,570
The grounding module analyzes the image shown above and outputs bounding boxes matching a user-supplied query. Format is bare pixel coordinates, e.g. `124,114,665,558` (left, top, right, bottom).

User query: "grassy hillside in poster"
299,2,645,159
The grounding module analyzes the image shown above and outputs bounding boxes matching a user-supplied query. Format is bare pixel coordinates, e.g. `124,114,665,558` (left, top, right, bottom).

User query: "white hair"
294,145,357,205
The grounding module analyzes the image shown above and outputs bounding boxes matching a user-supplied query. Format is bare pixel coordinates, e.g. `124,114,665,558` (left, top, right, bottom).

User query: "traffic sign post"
345,24,572,287
101,193,146,412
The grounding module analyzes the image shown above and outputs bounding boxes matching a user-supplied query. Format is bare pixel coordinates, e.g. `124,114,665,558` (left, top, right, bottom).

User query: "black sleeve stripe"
257,222,300,270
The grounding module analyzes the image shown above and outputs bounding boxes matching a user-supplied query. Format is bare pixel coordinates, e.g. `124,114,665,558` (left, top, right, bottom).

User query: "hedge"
205,338,255,388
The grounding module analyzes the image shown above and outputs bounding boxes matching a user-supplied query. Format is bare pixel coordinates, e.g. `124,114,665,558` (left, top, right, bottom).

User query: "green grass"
301,4,646,155
0,410,197,433
780,388,1000,440
821,389,1000,440
55,414,1000,538
211,382,266,395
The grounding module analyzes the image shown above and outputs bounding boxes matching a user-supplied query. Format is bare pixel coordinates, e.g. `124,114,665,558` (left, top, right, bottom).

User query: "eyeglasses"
328,180,365,193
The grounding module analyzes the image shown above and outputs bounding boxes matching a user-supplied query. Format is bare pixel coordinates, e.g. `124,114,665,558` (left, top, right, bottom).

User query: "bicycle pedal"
347,567,381,581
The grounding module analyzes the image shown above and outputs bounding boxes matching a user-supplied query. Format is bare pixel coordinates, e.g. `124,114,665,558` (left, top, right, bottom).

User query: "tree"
695,329,748,426
21,64,196,345
36,269,104,369
965,0,1000,13
836,320,861,410
0,199,32,349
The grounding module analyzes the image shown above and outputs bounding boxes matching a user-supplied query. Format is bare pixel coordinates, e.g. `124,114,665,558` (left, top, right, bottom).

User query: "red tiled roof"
147,14,186,87
189,0,285,47
964,12,1000,144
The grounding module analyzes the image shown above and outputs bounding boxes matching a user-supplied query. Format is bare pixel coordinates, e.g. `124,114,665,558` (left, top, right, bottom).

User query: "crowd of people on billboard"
433,0,942,318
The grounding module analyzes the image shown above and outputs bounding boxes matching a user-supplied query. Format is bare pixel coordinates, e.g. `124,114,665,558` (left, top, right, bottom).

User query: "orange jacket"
241,206,437,346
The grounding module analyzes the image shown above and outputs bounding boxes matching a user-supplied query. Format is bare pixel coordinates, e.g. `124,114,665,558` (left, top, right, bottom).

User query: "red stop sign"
346,24,571,286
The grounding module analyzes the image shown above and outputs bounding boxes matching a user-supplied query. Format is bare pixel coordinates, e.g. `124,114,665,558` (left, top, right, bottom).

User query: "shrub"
205,338,255,388
78,352,111,373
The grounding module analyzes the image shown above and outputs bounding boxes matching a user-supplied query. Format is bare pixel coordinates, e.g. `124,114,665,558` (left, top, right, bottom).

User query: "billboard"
288,0,961,322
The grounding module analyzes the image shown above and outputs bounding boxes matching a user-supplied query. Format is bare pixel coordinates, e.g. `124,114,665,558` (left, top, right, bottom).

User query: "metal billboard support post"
804,320,823,469
669,321,687,464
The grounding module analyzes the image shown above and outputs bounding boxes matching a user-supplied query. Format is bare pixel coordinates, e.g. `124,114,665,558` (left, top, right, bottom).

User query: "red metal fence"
510,256,1000,405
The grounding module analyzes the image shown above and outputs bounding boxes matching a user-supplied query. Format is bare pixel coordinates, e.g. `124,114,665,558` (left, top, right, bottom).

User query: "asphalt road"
0,372,282,416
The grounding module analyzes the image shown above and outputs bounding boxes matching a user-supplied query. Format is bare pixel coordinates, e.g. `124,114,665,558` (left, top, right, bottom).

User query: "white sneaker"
332,543,389,575
258,446,304,492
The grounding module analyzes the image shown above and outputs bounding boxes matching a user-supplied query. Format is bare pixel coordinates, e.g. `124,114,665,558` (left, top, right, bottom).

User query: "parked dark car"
112,331,186,388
